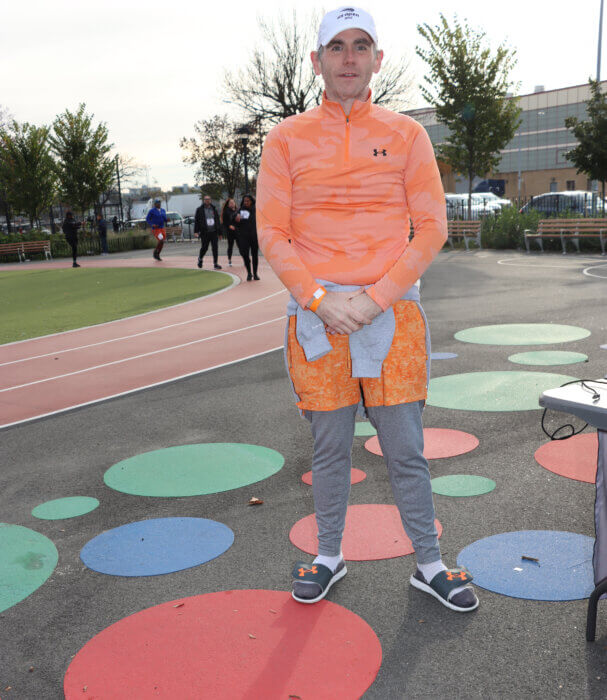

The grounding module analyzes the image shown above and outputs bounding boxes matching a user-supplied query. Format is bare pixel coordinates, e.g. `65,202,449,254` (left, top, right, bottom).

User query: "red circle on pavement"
534,432,598,483
64,590,382,700
364,428,479,460
302,468,367,486
289,504,443,560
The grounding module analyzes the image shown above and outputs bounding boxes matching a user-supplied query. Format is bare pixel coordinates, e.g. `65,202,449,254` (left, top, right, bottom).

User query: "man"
257,6,478,612
194,195,222,270
62,211,81,268
96,213,108,255
146,198,167,261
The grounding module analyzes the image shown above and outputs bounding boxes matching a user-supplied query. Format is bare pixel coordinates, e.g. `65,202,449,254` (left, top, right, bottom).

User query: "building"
406,81,606,199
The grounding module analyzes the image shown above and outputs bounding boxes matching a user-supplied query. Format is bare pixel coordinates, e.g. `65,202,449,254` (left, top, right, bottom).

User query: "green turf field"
0,268,233,344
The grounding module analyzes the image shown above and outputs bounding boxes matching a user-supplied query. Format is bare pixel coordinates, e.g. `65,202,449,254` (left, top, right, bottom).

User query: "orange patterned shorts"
286,300,428,412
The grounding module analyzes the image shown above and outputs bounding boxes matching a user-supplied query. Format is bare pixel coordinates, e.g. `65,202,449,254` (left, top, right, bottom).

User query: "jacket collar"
320,89,373,120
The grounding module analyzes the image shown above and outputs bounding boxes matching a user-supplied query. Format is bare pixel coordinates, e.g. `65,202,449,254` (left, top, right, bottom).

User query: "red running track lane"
0,255,288,428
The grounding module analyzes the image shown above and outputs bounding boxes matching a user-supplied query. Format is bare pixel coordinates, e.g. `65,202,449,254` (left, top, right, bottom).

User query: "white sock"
417,559,446,583
417,560,468,598
314,553,343,573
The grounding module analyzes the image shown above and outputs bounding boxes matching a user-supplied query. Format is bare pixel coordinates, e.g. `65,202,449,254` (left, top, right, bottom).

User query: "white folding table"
539,380,607,641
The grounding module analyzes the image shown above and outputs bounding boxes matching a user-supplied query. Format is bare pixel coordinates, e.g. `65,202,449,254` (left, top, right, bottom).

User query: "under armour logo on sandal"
373,148,387,156
446,571,468,581
298,566,318,577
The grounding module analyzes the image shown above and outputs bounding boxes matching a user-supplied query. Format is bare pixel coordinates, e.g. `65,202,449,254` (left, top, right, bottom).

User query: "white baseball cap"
317,6,378,50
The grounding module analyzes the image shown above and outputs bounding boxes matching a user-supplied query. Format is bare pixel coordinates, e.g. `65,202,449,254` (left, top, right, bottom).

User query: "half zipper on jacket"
344,116,351,166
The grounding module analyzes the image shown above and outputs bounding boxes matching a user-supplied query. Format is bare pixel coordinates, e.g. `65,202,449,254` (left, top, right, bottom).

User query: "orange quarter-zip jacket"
256,91,448,311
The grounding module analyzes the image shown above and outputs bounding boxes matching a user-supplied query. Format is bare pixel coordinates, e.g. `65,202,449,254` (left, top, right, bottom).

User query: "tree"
0,121,56,227
565,79,607,203
180,115,261,197
223,11,415,128
49,103,115,216
417,14,521,215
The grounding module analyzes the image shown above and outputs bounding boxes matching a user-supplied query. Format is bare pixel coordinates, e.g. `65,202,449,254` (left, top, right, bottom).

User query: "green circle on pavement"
431,475,496,497
104,444,285,497
354,422,376,436
455,324,590,345
0,524,58,613
427,371,577,411
32,496,99,520
508,350,588,366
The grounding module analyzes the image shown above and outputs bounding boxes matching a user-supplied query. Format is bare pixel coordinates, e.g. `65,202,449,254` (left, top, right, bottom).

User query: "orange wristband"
308,286,327,312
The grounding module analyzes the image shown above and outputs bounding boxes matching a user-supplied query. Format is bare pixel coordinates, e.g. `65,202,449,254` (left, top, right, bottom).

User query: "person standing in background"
234,194,259,281
146,198,167,261
221,198,238,267
96,213,108,255
62,211,81,268
195,195,222,270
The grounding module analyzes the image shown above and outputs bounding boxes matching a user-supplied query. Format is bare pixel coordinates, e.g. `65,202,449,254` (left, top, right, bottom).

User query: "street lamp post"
599,0,604,81
235,124,255,194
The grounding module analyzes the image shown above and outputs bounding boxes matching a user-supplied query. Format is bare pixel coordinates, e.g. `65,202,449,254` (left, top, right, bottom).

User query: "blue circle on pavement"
431,352,458,360
80,518,234,577
457,530,594,601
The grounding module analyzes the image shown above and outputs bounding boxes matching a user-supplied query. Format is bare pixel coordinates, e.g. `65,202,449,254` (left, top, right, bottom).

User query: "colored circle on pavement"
302,468,366,486
0,524,58,613
427,372,577,411
431,475,496,497
457,530,594,600
364,428,479,459
534,433,598,483
508,350,588,366
104,443,284,497
80,518,234,577
354,422,376,436
32,496,99,520
63,589,382,699
455,323,590,345
431,352,458,360
289,504,442,560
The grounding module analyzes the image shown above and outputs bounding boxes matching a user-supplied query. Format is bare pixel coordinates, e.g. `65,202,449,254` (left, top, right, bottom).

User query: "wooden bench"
166,226,184,242
524,219,607,255
447,220,481,251
0,240,52,262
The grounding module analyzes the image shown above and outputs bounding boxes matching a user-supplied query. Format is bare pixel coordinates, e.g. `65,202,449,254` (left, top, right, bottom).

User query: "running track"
0,254,287,428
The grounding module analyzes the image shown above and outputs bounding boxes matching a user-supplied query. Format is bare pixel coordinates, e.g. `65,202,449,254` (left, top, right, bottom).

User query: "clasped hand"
315,289,382,335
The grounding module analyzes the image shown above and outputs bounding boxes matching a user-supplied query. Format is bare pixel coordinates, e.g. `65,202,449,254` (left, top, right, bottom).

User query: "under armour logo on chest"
373,148,387,157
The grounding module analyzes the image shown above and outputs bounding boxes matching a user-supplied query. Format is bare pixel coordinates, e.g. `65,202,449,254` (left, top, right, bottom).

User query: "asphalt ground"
1,246,607,699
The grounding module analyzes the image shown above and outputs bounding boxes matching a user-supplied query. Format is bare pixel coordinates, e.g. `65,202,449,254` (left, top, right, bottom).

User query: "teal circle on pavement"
0,524,58,613
354,422,376,437
508,350,588,366
32,496,100,520
455,324,590,345
431,475,496,497
104,443,285,497
427,371,577,411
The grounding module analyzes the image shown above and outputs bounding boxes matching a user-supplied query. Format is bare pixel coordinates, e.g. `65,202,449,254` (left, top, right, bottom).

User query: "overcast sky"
2,0,603,189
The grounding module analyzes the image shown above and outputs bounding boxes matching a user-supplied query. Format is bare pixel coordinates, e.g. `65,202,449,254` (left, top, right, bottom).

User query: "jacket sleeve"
257,125,318,308
146,209,153,226
194,207,200,234
365,125,448,311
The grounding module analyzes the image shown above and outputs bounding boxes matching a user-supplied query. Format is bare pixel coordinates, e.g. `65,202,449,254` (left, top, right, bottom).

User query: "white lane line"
0,316,284,392
497,257,591,269
0,270,241,348
0,290,287,367
0,345,284,430
583,263,607,279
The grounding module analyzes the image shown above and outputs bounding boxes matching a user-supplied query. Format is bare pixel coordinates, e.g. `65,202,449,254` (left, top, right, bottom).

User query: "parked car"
519,191,606,216
166,212,183,227
471,192,511,210
445,193,493,220
125,218,148,230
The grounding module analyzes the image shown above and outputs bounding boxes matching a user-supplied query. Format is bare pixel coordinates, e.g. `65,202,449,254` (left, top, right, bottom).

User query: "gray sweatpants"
304,400,440,564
